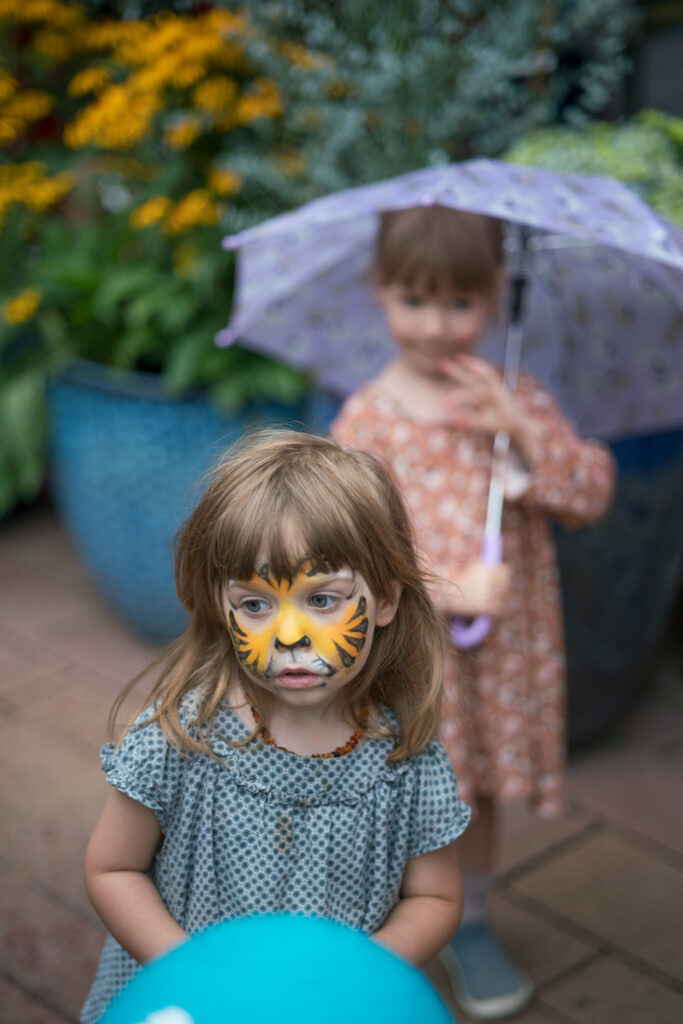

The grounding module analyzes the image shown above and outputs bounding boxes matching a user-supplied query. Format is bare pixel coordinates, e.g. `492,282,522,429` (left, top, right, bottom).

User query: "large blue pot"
48,359,307,643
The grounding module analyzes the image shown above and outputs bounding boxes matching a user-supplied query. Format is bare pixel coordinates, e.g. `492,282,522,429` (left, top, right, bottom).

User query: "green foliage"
0,0,641,516
239,0,638,192
504,109,683,224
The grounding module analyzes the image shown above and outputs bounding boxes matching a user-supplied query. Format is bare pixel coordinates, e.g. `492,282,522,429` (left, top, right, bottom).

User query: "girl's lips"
275,670,323,689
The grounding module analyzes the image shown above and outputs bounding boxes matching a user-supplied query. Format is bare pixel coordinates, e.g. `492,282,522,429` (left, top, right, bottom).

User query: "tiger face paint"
225,558,397,704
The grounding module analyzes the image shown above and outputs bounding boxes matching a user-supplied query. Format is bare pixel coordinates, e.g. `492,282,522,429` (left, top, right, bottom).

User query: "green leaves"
0,365,47,516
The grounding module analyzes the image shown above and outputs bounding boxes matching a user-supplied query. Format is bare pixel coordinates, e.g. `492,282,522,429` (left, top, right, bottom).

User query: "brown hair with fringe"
110,429,445,762
374,205,503,298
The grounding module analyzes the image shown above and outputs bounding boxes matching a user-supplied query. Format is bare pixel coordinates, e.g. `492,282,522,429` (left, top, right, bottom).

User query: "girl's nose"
273,606,311,650
274,634,311,651
423,306,447,337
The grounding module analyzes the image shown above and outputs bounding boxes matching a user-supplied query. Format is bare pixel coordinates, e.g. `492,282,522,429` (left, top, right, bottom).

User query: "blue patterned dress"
81,702,470,1024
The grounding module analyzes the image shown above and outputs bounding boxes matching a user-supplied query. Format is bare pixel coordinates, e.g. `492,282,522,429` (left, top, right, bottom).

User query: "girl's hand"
435,559,511,617
440,355,543,466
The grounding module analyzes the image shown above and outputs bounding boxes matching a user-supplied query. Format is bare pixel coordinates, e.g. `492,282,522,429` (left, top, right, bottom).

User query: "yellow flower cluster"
0,0,83,30
128,196,172,229
61,6,289,152
0,162,73,227
0,0,83,67
0,89,53,144
164,189,219,235
129,189,222,236
65,85,161,149
207,167,241,197
193,76,238,114
3,286,42,324
68,67,111,98
278,41,328,72
236,78,281,125
164,115,202,150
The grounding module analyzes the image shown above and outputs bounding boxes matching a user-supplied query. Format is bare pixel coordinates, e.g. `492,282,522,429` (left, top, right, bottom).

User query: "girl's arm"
511,383,615,528
443,358,615,528
373,841,463,966
85,790,188,964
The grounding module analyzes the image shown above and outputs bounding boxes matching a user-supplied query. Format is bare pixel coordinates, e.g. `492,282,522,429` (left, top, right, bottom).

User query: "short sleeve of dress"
405,739,471,860
100,707,178,833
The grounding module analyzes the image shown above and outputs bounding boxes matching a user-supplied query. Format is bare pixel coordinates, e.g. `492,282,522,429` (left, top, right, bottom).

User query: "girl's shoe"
438,921,534,1020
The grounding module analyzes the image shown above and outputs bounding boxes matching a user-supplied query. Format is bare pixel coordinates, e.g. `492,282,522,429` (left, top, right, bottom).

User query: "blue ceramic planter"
48,359,307,643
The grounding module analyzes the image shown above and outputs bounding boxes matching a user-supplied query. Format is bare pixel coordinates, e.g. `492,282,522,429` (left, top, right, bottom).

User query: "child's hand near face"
440,355,544,468
434,560,512,618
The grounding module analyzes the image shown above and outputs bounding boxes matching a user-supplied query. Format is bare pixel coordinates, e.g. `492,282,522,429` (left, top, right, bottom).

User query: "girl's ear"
375,583,403,627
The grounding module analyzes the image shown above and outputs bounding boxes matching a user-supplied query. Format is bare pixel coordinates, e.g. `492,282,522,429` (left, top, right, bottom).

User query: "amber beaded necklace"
251,707,367,759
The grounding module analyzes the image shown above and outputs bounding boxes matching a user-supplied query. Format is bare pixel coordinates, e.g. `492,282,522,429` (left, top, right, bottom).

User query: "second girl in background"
332,204,615,1021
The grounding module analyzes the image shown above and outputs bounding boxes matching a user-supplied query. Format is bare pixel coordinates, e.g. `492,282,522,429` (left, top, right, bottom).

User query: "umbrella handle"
450,533,503,649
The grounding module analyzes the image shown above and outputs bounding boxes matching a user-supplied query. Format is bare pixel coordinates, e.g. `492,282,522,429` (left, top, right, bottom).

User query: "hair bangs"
374,206,503,296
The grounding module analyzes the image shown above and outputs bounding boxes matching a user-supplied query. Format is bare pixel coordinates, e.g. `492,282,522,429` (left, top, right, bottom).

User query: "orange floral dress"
332,372,615,817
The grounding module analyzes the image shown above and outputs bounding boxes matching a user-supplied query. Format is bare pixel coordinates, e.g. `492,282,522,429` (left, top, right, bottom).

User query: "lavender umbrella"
217,159,683,442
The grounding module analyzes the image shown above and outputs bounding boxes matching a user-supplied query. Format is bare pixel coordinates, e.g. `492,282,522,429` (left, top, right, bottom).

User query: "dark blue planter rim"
51,357,209,405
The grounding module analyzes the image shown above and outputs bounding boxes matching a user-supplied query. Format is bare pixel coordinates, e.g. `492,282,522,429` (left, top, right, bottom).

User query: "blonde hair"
374,205,503,297
111,429,445,762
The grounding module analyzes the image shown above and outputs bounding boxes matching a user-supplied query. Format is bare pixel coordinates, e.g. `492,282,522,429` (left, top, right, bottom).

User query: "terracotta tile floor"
1,503,682,1023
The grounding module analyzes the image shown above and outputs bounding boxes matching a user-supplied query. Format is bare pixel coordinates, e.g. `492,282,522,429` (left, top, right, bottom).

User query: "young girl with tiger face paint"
81,430,470,1024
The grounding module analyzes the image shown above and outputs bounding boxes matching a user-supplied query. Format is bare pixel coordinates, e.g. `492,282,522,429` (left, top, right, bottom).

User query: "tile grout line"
495,818,606,887
498,886,683,995
0,967,77,1023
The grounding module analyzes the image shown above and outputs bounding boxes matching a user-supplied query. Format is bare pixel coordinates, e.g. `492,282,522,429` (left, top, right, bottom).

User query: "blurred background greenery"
1,0,681,517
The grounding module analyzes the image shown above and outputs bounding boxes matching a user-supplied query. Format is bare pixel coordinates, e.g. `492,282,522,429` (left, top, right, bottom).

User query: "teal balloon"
100,914,453,1024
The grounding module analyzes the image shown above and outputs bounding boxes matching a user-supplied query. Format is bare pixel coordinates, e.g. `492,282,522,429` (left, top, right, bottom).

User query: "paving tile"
0,862,105,1020
0,975,72,1024
7,673,131,752
488,890,597,987
0,707,108,820
510,828,683,985
542,954,683,1024
495,801,597,876
566,741,683,856
0,555,97,636
34,601,162,683
0,623,69,693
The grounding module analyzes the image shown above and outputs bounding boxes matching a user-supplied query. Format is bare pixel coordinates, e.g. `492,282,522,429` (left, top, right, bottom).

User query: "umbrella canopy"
217,159,683,440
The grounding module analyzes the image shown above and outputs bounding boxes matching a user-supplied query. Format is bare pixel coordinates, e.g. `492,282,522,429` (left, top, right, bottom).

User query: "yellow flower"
164,189,219,235
170,62,205,89
68,67,111,97
2,89,54,122
0,119,19,144
164,116,202,149
3,287,42,324
192,76,238,114
129,196,172,229
0,0,82,29
65,87,160,149
207,168,241,196
22,173,73,210
31,29,74,62
0,70,18,103
236,78,281,124
279,41,328,71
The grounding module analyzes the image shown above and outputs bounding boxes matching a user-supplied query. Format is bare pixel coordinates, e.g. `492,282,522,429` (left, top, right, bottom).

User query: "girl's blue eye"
401,295,425,308
450,297,474,310
310,594,336,609
242,598,268,614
